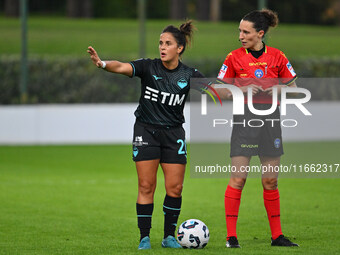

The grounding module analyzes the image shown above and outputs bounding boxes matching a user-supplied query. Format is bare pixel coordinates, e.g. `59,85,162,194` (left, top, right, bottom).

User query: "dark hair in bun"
162,20,196,55
242,9,279,36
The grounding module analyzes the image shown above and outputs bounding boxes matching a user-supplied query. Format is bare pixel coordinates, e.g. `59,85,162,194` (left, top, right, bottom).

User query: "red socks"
263,189,283,240
224,185,242,238
225,186,283,240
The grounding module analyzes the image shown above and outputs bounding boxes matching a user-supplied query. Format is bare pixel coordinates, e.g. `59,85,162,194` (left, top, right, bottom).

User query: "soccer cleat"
226,236,241,248
271,235,299,247
161,235,182,248
138,236,151,250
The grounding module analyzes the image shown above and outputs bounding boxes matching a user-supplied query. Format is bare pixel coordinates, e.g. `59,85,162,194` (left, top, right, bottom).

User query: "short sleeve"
190,68,212,92
192,68,205,78
278,51,297,85
130,58,149,78
217,52,236,79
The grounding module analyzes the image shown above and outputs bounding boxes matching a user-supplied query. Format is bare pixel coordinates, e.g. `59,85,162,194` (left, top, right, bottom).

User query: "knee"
138,181,156,197
229,178,246,190
262,178,278,190
166,183,183,197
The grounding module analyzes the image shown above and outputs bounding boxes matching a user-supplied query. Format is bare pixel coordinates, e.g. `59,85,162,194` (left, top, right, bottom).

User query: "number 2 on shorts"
177,139,187,155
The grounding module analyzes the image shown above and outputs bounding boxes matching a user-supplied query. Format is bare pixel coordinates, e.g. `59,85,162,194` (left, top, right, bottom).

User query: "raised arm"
87,46,133,77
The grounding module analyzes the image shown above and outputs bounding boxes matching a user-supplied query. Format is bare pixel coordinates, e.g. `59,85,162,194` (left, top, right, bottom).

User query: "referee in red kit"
216,9,299,248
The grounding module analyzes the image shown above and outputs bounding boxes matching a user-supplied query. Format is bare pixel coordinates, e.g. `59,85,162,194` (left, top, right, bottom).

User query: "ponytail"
242,9,279,36
162,20,196,55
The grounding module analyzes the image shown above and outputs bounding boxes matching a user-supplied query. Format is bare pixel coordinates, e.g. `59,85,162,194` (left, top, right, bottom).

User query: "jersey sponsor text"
144,86,185,106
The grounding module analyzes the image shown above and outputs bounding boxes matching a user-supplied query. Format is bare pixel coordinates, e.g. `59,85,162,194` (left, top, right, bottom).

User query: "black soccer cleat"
271,235,299,247
226,236,241,248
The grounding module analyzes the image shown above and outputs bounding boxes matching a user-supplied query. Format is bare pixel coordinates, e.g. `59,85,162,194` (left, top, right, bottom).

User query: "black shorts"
132,120,187,164
230,104,284,157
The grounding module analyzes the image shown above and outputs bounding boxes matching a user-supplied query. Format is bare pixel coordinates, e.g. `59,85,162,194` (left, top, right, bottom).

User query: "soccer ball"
177,219,210,249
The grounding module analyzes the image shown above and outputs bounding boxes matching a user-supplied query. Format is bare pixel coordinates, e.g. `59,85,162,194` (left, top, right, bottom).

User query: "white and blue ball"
177,219,210,249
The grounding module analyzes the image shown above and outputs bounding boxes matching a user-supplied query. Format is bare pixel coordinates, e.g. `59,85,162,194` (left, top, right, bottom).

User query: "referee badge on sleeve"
218,64,227,79
286,62,296,77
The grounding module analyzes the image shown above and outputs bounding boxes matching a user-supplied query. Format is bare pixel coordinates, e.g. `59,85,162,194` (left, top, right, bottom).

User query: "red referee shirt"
217,45,297,104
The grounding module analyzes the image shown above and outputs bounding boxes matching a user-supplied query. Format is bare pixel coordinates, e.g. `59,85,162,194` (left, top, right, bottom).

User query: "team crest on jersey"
218,64,227,79
286,62,296,77
177,78,188,89
254,69,264,78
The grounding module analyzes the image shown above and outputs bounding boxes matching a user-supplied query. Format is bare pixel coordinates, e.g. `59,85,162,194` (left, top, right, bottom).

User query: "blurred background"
0,0,340,144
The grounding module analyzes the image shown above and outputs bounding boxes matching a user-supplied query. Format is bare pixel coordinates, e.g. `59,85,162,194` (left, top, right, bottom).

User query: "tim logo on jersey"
144,86,186,106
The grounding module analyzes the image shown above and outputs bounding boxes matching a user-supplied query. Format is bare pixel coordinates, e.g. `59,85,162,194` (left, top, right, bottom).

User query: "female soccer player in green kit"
88,21,204,250
216,9,299,248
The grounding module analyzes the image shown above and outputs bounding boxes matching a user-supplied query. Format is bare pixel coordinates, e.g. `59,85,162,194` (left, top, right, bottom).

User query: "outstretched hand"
87,46,102,68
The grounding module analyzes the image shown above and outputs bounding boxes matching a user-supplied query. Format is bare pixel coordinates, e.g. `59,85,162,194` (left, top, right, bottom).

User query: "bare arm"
264,81,297,96
212,83,263,100
211,83,231,100
87,46,133,77
288,81,297,88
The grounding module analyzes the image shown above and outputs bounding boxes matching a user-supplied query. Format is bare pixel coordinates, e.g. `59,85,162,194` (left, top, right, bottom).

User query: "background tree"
197,0,210,21
0,0,338,25
210,0,221,22
170,0,188,20
334,0,340,25
4,0,19,17
67,0,93,18
322,0,340,25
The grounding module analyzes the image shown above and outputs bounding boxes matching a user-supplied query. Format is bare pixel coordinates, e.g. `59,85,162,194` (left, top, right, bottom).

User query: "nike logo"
153,75,163,81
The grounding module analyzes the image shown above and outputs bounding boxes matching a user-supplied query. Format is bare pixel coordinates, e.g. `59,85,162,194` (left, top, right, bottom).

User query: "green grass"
1,17,340,60
0,142,339,254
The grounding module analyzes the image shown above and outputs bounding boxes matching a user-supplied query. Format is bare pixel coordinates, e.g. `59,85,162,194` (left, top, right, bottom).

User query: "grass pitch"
1,17,340,59
0,142,339,254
